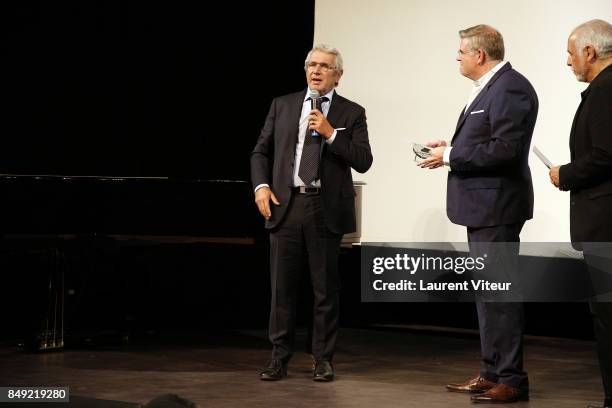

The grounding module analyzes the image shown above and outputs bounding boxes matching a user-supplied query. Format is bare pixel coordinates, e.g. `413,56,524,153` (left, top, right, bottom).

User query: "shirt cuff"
326,129,338,144
254,183,269,193
443,146,452,168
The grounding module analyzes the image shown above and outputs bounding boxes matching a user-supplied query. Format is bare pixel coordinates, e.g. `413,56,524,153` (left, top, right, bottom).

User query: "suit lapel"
290,90,308,146
569,90,588,159
326,90,344,126
452,63,512,143
568,105,579,159
285,91,306,188
321,91,345,154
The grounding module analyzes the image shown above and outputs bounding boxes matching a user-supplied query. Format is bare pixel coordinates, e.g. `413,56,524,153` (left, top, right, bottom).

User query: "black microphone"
309,90,320,137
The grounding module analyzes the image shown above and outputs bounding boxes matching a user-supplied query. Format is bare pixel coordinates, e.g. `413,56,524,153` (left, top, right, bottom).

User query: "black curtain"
1,1,315,179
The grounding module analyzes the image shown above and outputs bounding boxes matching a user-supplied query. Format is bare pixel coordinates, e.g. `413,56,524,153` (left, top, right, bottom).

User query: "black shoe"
313,360,334,382
260,359,287,381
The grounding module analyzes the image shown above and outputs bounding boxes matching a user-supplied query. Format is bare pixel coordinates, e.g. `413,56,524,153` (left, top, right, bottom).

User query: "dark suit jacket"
447,63,538,228
559,64,612,243
250,90,373,234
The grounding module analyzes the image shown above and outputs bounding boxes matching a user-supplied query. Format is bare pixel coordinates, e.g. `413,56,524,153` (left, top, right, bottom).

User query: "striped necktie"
298,97,328,185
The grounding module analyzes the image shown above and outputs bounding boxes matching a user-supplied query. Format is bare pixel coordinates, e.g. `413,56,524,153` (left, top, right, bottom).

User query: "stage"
0,326,602,407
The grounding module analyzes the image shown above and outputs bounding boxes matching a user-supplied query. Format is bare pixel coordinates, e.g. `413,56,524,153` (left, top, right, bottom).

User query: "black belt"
293,186,321,194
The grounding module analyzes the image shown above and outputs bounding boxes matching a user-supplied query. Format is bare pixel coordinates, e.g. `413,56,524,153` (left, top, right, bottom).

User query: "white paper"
532,146,553,169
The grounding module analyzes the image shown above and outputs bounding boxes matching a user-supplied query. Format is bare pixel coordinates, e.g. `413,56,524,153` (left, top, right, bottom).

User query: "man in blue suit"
419,24,538,403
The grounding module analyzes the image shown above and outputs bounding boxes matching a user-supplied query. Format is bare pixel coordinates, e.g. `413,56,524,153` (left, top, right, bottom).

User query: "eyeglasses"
457,48,480,56
305,62,338,72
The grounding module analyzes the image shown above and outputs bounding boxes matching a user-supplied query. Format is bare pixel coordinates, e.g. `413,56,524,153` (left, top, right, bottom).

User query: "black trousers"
268,192,342,364
584,246,612,406
590,300,612,406
467,222,528,389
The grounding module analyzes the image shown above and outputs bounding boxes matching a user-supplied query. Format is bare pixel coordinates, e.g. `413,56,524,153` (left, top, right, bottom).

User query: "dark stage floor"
0,327,603,407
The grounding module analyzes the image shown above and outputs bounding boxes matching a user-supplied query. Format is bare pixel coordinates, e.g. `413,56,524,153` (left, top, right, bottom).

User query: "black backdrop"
1,1,314,178
0,2,593,342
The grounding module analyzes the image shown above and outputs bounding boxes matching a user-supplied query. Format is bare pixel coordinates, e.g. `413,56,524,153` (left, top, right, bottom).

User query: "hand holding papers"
533,146,562,188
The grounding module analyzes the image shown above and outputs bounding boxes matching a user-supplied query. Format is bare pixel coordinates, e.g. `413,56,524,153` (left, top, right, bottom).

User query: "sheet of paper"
532,146,553,169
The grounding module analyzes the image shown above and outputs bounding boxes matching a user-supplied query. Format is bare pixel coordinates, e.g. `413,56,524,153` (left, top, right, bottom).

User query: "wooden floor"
0,327,603,407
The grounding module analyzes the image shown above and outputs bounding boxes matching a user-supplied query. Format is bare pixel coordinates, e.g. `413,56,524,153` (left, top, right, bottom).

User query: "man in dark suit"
549,19,612,408
419,25,538,403
250,44,373,382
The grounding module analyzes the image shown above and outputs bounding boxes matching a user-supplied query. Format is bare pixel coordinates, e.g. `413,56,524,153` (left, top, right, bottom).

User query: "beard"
573,66,588,82
575,71,587,82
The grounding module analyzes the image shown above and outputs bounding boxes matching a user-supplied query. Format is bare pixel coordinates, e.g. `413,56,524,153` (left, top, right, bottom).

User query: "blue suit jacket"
447,63,538,228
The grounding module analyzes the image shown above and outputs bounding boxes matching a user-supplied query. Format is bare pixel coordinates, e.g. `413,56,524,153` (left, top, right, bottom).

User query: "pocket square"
470,109,485,115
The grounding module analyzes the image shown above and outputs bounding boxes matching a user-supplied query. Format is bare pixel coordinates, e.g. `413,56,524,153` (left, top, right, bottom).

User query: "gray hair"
572,19,612,59
305,44,344,71
459,24,505,61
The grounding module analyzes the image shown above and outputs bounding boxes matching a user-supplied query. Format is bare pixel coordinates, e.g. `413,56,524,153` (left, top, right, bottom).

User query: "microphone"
309,90,320,137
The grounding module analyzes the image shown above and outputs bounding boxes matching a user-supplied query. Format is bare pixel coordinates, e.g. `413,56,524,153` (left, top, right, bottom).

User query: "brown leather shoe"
470,383,529,403
446,376,497,393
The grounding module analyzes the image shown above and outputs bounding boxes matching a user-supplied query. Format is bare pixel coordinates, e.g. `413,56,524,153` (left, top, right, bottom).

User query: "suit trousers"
584,246,612,406
467,222,528,388
268,191,342,364
590,300,612,406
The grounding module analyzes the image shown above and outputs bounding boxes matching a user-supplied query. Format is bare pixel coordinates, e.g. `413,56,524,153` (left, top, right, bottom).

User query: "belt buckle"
299,186,319,194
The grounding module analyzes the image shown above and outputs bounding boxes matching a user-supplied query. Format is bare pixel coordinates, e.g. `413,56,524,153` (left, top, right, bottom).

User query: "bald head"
571,19,612,59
